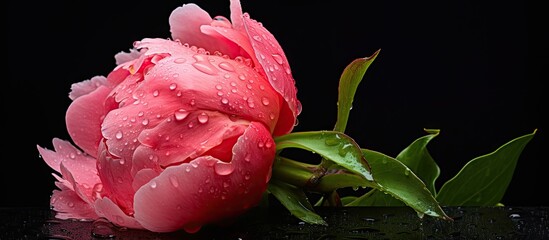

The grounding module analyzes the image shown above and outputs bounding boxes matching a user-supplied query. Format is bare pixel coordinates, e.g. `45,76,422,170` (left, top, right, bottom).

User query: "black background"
5,1,546,207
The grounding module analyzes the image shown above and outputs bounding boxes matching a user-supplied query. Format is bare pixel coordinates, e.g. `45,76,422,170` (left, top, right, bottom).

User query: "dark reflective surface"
2,206,548,239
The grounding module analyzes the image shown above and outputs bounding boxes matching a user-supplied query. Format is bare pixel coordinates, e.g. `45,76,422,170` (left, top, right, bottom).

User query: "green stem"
271,157,324,189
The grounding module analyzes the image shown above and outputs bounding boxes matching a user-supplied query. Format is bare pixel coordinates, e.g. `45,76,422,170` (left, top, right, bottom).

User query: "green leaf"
268,181,327,225
347,149,450,220
334,50,380,133
275,131,373,181
396,129,441,195
353,129,441,206
436,130,537,206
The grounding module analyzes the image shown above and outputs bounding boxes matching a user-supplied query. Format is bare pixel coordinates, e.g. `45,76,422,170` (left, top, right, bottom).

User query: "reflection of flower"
37,0,300,233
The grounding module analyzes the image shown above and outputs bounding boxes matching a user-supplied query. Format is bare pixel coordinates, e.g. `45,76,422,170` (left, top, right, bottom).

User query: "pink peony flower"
37,0,300,233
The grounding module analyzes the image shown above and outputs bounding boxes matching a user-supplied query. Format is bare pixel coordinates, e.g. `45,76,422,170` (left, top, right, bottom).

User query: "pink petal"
59,160,99,205
94,197,143,229
135,110,248,168
66,85,112,157
96,141,135,215
115,48,142,66
37,138,98,183
102,38,281,160
169,4,240,57
229,0,244,31
69,76,108,100
50,185,98,220
241,15,301,135
132,168,159,192
133,122,275,232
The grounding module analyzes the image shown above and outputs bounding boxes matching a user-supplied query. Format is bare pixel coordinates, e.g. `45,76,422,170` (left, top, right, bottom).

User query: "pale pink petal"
133,122,275,232
229,0,244,31
66,85,112,157
169,4,240,56
136,110,248,168
37,138,98,180
94,197,143,229
96,141,135,215
59,163,94,205
199,25,251,59
242,15,301,135
69,76,108,100
115,48,142,66
50,185,98,220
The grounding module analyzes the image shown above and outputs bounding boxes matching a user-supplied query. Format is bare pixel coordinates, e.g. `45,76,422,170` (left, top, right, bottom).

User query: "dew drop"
115,131,123,140
247,99,255,108
238,74,246,81
137,111,144,117
221,98,229,105
69,153,76,159
198,112,209,124
272,54,284,64
174,58,186,64
150,181,157,189
261,97,270,106
175,109,189,121
169,83,177,90
68,202,74,208
170,176,179,188
211,15,232,28
215,84,223,90
214,162,235,175
141,119,149,126
188,122,194,128
265,141,273,148
285,67,292,74
218,62,235,72
192,62,217,75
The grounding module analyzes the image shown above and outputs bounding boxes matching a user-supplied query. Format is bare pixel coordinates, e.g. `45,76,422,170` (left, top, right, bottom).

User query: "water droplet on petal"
272,54,284,64
221,98,229,105
198,112,209,124
115,131,123,140
152,90,159,97
261,97,270,106
214,162,235,175
218,62,235,72
174,58,187,64
192,62,217,75
215,85,223,90
238,74,246,81
175,109,189,121
150,181,157,189
141,119,149,126
211,16,232,28
169,83,177,90
170,176,179,188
